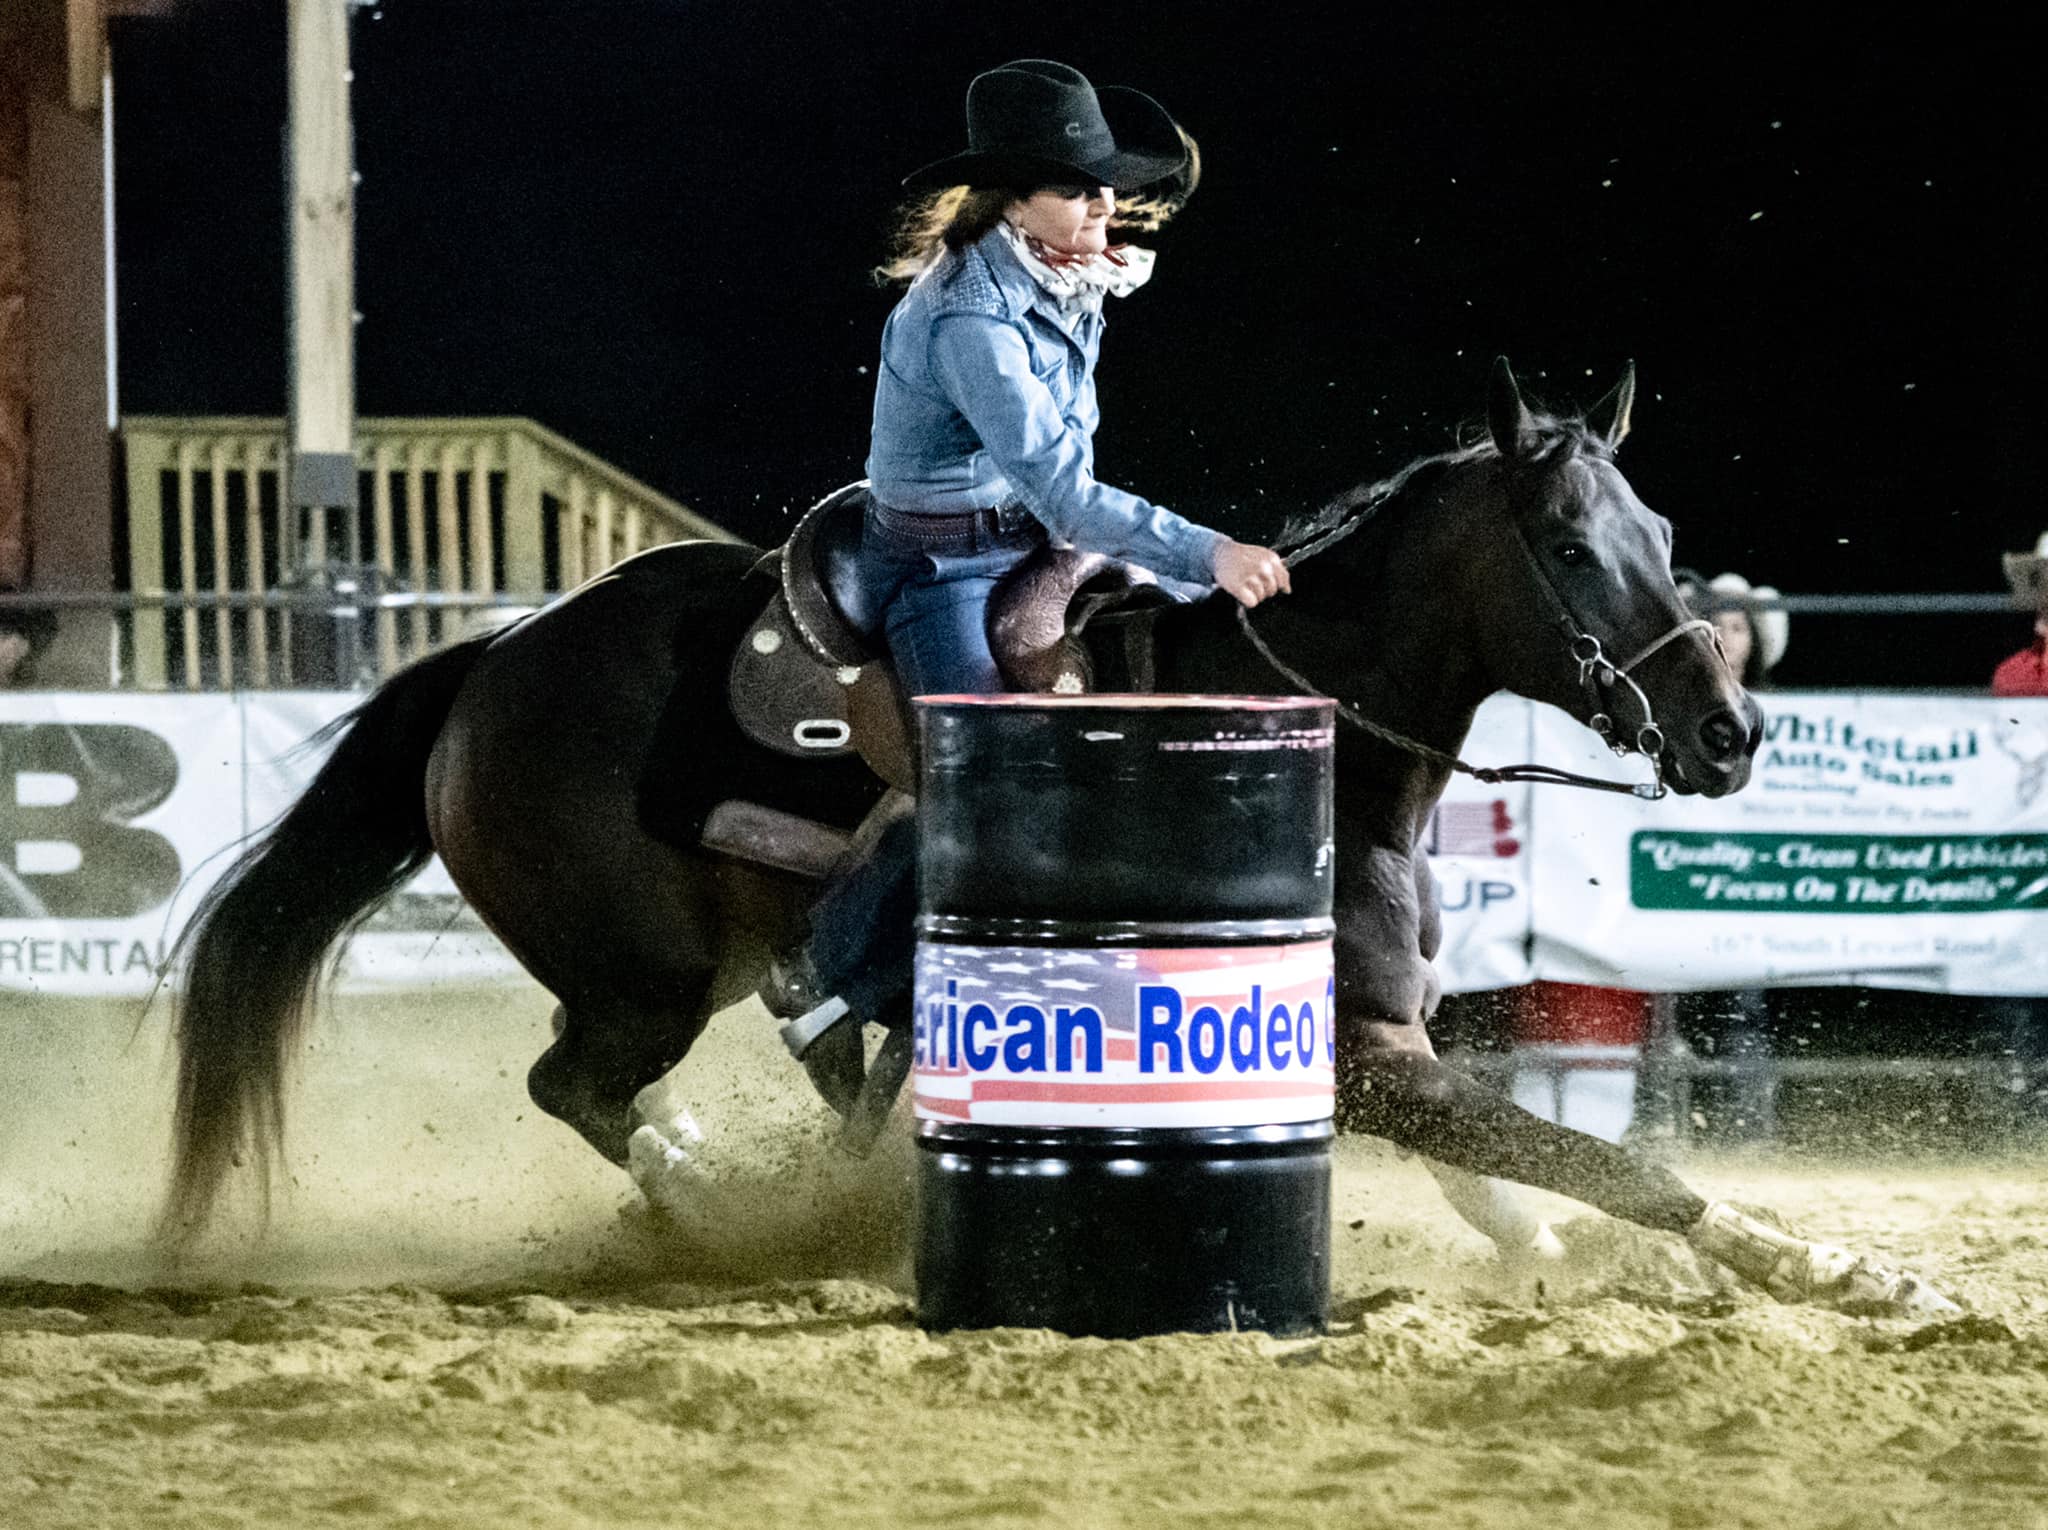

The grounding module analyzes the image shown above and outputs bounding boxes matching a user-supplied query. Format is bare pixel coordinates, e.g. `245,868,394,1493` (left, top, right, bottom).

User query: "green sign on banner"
1629,832,2048,913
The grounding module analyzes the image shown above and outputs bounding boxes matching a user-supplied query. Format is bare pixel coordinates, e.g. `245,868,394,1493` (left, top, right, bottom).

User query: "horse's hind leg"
528,972,718,1165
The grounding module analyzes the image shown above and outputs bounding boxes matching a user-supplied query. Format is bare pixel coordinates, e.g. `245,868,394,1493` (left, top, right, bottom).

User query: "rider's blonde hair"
874,128,1203,285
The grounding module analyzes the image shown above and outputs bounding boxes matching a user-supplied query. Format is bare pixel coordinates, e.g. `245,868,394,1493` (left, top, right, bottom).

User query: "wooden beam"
64,0,101,115
286,0,354,511
1,43,28,589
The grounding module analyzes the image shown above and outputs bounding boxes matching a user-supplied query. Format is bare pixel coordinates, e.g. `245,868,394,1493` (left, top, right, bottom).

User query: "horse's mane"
1277,412,1610,560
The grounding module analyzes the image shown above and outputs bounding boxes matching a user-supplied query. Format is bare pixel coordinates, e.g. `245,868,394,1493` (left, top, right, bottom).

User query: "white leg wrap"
1687,1201,1961,1318
1426,1160,1566,1262
626,1109,708,1222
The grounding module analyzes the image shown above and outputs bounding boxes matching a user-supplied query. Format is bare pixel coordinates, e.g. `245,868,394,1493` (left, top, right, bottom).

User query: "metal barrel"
911,694,1338,1337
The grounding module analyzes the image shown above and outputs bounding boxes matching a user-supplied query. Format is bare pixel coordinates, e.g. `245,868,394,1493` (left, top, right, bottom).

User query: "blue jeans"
859,499,1045,695
804,500,1043,1024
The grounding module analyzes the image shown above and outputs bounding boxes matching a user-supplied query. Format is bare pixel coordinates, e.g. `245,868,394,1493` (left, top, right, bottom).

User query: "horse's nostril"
1698,709,1743,762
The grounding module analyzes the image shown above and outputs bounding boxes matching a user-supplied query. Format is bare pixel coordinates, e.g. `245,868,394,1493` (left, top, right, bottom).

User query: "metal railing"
117,415,736,689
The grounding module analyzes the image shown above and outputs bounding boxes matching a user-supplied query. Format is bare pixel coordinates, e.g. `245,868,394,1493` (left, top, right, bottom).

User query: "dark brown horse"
162,361,1956,1313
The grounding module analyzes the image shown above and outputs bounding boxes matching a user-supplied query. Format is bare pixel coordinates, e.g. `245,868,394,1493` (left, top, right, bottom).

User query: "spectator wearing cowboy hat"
1655,570,1792,1142
1989,532,2048,1110
1690,570,1789,690
1994,532,2048,697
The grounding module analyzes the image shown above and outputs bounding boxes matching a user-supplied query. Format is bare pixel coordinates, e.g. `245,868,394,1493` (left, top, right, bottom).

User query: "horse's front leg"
1337,1011,1708,1233
1332,842,1708,1234
1332,843,1960,1314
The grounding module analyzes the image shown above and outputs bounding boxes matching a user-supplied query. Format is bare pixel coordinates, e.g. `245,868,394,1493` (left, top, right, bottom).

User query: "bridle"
1236,463,1718,801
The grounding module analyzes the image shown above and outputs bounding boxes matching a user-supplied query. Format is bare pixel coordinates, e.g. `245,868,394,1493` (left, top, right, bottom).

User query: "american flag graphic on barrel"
912,940,1336,1128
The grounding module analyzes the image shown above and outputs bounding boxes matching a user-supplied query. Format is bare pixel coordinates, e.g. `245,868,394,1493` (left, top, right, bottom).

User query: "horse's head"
1465,358,1761,798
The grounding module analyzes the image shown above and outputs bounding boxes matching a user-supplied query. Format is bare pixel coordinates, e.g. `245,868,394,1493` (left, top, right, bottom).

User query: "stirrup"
779,999,914,1156
778,996,852,1060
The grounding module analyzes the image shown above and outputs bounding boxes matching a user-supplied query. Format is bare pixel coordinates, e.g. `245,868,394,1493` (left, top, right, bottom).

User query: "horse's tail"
161,635,492,1246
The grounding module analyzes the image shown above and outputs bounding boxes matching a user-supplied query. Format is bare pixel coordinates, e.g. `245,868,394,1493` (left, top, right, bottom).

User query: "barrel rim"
915,915,1337,944
915,1119,1336,1152
912,693,1335,712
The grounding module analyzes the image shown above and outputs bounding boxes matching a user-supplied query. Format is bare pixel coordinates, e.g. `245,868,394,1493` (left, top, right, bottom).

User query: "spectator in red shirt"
1995,533,2048,697
1992,534,2048,1113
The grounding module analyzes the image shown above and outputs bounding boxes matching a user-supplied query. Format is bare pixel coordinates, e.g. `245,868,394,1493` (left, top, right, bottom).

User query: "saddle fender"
727,576,915,792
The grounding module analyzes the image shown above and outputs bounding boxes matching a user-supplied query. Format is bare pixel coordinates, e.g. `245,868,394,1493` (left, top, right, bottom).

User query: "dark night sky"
110,1,2041,686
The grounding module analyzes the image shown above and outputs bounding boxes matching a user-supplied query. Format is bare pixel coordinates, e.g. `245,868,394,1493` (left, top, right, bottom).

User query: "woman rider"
764,59,1291,1042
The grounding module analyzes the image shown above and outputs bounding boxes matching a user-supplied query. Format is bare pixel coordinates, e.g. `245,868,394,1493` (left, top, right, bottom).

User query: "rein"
1234,605,1668,798
1235,463,1712,801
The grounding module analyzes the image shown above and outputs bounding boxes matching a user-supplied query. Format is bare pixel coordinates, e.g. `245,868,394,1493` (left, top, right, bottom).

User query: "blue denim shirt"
865,226,1224,588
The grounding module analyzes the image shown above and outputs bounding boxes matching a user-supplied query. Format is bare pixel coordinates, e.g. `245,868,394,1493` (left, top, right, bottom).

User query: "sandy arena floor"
3,986,2047,1530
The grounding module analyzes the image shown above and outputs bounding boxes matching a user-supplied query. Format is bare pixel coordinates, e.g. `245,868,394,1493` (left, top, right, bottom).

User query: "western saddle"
708,482,1170,877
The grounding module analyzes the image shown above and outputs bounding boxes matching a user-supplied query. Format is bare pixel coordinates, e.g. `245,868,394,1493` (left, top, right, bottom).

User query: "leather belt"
869,498,1031,543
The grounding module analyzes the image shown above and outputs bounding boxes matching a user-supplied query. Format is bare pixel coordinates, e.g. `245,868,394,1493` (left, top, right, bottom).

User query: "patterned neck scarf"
996,219,1157,316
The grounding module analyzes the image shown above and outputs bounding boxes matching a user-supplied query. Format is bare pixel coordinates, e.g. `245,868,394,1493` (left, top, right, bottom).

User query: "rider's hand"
1211,539,1292,608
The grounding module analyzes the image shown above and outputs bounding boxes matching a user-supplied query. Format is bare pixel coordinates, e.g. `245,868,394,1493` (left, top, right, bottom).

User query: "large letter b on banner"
0,724,182,919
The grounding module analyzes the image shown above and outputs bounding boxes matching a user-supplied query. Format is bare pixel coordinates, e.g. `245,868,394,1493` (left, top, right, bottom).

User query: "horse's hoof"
1687,1202,1961,1318
1798,1244,1963,1320
626,1111,706,1220
1486,1219,1567,1269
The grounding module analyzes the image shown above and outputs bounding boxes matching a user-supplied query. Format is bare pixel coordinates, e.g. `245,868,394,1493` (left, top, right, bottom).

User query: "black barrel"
912,694,1337,1338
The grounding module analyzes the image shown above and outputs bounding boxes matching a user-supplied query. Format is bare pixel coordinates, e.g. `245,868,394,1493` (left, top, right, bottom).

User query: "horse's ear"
1589,360,1637,449
1487,355,1538,461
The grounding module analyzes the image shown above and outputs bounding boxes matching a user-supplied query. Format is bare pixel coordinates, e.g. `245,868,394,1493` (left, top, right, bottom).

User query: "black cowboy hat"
902,59,1188,196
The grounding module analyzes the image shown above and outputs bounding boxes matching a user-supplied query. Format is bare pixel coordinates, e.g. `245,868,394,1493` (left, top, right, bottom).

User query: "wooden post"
14,1,115,685
465,436,493,595
594,486,615,574
435,439,460,642
564,475,588,589
404,438,428,656
241,444,269,684
371,439,395,673
175,437,199,689
208,438,232,685
63,0,100,115
1,38,29,592
286,0,357,681
122,426,168,688
500,427,545,592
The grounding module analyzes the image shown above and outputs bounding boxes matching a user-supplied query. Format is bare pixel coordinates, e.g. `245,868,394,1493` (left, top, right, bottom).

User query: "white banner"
0,694,242,995
6,690,2045,999
1520,692,2048,996
1,693,524,996
1424,696,1536,992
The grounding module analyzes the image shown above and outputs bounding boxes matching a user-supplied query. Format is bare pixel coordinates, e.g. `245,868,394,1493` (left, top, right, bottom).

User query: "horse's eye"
1556,543,1591,568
